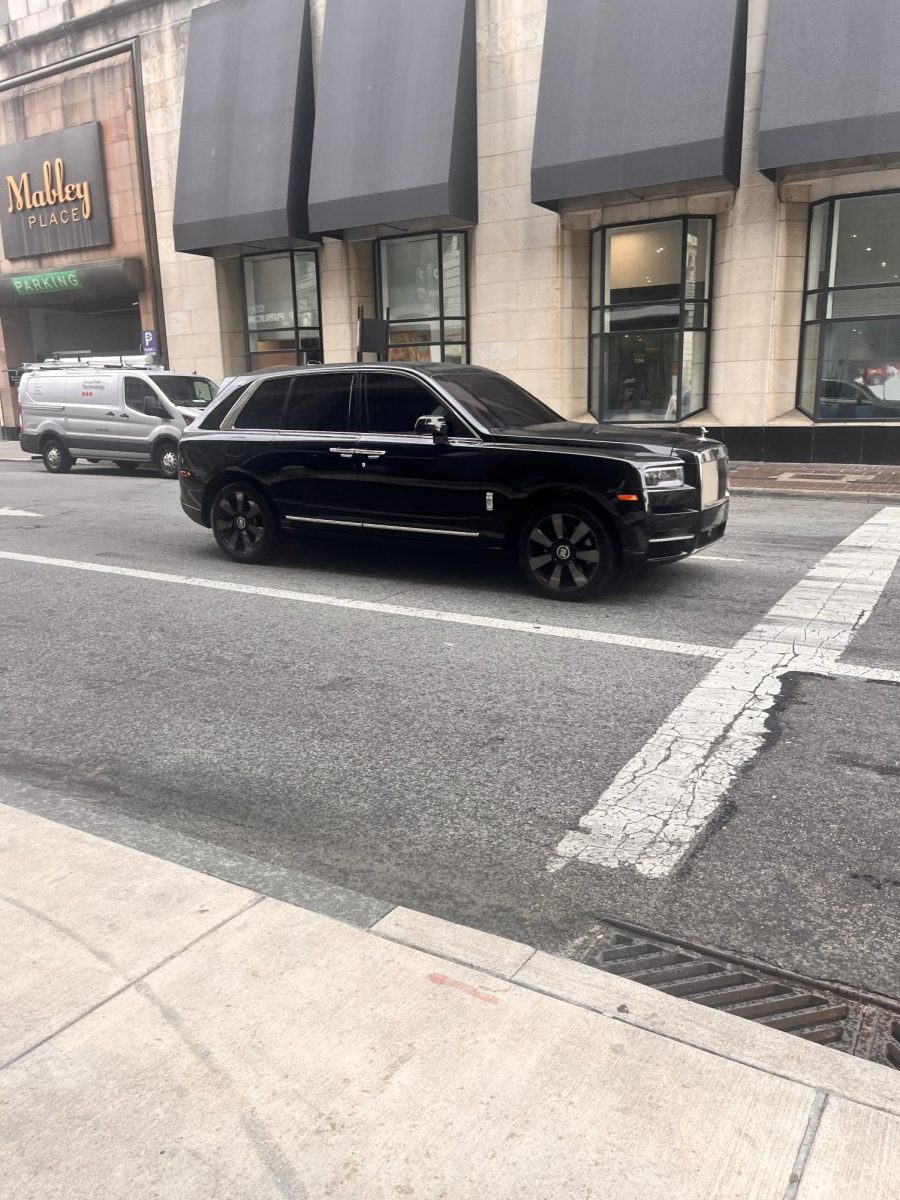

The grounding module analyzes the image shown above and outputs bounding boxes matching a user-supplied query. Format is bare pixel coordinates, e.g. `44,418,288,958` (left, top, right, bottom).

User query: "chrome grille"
697,446,728,509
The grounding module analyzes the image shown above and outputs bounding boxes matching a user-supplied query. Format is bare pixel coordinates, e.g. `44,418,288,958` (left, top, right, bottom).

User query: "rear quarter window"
199,382,252,430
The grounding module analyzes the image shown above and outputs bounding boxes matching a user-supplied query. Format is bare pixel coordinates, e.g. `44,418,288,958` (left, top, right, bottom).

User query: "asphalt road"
2,454,899,999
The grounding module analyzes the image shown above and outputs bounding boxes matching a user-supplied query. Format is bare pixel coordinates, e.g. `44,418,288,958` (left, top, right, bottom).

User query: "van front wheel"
155,442,179,480
42,438,73,474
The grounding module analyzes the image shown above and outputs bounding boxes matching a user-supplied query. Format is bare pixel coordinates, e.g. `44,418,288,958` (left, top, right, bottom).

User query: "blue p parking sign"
141,329,158,355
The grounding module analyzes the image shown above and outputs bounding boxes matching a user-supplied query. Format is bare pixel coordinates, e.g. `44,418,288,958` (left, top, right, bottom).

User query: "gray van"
18,360,218,478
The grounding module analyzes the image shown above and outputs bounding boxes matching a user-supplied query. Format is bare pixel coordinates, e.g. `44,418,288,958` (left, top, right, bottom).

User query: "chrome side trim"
284,515,479,538
285,515,363,528
649,534,695,543
363,522,479,538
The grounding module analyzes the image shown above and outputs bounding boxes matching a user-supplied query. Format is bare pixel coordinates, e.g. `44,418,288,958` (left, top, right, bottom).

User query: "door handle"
329,447,356,458
357,449,386,458
106,410,119,416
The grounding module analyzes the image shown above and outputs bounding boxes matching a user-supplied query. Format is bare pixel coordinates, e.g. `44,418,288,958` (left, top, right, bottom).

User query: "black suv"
179,364,729,600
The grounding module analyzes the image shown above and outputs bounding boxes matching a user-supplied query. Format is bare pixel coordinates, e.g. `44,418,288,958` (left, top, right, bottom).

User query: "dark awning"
531,0,747,211
307,0,477,236
173,0,315,255
0,258,144,308
759,0,900,175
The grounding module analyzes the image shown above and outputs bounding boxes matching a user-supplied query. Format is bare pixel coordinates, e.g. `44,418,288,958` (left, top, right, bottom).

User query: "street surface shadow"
189,531,670,605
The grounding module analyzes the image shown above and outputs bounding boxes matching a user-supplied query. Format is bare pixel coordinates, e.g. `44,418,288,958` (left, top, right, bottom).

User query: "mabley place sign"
0,122,111,260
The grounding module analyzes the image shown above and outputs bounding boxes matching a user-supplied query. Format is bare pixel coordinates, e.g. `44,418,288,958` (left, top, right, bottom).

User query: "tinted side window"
233,378,291,429
283,374,352,432
124,378,147,413
200,383,251,430
363,374,465,435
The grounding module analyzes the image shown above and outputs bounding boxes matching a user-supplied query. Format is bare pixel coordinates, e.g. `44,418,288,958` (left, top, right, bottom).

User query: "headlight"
642,463,685,488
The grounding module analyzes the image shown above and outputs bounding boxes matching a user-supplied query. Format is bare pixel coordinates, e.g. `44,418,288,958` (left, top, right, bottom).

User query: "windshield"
151,374,217,408
435,371,562,431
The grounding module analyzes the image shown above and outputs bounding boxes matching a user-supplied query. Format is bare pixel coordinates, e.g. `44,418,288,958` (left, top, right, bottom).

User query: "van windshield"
151,374,216,408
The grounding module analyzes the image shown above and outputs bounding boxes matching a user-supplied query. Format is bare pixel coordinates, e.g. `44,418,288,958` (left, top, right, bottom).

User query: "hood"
490,421,717,459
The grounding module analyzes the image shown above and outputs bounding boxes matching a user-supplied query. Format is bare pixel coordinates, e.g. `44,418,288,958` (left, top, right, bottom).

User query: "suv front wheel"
518,503,613,601
211,482,280,564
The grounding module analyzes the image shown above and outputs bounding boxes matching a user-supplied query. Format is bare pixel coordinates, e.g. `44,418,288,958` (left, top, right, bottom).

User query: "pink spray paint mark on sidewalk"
427,972,500,1005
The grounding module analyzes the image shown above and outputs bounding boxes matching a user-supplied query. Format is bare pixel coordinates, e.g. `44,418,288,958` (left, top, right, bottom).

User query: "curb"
730,485,900,504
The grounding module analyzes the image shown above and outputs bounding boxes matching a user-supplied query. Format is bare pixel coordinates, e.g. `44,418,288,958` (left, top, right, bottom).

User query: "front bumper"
644,497,729,560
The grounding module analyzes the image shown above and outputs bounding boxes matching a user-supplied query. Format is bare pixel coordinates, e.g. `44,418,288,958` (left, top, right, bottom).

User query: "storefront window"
589,217,713,422
799,192,900,420
242,251,322,371
376,232,468,362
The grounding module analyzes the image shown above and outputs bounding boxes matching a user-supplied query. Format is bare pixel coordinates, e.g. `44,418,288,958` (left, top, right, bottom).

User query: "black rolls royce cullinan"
179,363,729,600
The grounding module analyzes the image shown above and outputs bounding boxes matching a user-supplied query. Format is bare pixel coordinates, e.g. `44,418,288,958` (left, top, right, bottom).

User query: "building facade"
2,0,900,463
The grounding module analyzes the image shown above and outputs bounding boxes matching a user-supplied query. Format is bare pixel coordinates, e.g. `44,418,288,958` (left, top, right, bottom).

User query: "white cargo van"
17,357,218,478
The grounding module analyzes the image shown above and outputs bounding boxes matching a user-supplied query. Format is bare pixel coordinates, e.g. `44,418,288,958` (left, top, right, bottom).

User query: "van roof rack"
22,353,161,371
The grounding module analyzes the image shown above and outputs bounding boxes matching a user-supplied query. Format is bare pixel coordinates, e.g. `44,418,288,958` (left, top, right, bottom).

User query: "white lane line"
0,507,42,517
687,555,746,564
549,506,900,879
0,549,726,661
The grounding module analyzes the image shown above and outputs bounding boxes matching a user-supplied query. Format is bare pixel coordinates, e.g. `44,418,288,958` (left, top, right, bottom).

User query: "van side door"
64,374,122,457
122,375,170,459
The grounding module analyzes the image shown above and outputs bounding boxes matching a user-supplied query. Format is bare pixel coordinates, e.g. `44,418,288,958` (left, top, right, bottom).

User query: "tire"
211,481,279,564
116,462,141,473
41,437,73,474
155,441,179,480
518,502,614,601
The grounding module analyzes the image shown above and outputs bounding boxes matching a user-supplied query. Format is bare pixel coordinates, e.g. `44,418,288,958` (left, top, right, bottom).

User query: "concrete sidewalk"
1,801,899,1198
0,438,30,461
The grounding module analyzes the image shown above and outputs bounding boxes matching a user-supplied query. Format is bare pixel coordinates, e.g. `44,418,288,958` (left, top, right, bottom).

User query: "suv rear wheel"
211,482,279,564
518,503,613,601
41,437,73,474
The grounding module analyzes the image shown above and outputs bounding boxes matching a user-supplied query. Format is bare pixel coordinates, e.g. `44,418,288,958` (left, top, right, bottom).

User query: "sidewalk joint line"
0,893,264,1075
783,1091,829,1200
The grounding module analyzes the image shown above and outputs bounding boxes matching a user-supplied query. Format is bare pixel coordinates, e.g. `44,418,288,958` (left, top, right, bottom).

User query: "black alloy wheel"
211,483,279,564
518,503,613,600
41,438,73,474
116,462,141,473
155,442,179,480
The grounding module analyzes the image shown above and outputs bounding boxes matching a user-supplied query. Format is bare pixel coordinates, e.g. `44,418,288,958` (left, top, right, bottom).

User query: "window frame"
798,188,900,422
373,231,470,364
358,370,480,440
281,370,356,434
240,249,324,373
588,214,715,424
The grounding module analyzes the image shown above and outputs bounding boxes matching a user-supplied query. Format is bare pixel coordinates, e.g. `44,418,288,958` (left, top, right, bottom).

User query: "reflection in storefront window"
799,192,900,421
589,217,713,422
376,232,468,363
242,251,322,371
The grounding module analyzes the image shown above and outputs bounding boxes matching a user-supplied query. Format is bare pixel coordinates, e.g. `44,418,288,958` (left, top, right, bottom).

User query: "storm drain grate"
577,921,900,1069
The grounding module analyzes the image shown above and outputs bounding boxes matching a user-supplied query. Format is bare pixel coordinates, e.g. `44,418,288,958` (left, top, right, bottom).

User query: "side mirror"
415,413,448,439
